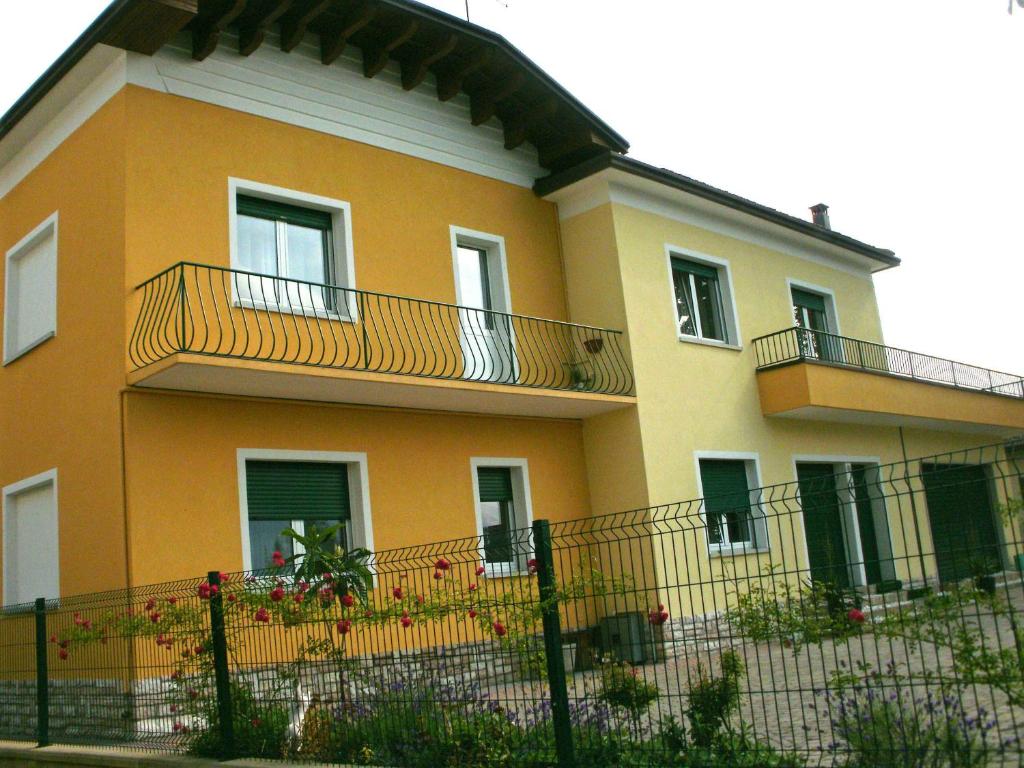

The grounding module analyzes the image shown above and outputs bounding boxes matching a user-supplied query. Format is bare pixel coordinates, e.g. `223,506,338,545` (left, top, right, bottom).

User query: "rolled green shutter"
478,467,513,502
672,257,719,281
699,460,751,513
246,461,350,521
792,288,827,314
237,195,332,231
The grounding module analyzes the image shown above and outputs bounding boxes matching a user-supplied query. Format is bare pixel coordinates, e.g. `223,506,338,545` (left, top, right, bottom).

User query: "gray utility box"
598,612,657,664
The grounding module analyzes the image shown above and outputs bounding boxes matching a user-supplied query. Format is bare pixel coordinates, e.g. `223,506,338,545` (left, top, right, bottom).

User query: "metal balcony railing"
752,327,1023,399
129,262,634,396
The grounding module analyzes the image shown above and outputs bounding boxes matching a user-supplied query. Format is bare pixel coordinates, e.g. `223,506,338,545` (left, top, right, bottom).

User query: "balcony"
127,263,635,418
752,327,1024,435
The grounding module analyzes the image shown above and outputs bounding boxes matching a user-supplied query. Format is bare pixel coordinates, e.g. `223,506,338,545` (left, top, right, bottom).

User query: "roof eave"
535,154,900,269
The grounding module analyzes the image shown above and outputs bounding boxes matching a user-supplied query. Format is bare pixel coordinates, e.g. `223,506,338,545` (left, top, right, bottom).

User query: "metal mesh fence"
0,440,1021,766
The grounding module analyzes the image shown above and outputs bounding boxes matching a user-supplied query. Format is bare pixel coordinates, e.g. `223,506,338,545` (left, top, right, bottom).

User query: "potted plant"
583,337,604,354
969,556,999,596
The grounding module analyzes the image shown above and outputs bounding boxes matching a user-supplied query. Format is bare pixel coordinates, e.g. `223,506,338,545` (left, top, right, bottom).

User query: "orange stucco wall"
122,86,567,338
122,391,592,586
0,94,129,596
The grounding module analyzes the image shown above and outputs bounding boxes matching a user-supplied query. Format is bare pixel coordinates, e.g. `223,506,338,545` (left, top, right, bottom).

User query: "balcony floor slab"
128,354,636,419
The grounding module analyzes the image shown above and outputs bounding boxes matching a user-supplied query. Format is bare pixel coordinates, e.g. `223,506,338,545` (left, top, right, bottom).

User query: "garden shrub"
826,684,1012,768
188,681,292,759
686,650,744,748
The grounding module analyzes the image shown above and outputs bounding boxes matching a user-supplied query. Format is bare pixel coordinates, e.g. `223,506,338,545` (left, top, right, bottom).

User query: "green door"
797,463,850,587
921,464,1001,583
851,464,884,585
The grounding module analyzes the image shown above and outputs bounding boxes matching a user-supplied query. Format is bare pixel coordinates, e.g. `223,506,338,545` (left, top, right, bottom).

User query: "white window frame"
664,245,742,350
2,468,60,606
693,451,769,557
3,212,58,365
236,449,374,573
449,226,512,314
228,178,357,320
786,278,842,335
470,457,534,577
790,454,895,588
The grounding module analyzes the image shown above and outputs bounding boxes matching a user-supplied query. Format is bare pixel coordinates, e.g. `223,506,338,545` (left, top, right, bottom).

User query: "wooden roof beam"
537,130,606,168
192,0,248,61
102,0,199,55
400,33,458,91
320,1,376,65
238,0,294,55
503,98,558,150
436,47,491,102
470,70,524,126
362,19,419,78
279,0,332,52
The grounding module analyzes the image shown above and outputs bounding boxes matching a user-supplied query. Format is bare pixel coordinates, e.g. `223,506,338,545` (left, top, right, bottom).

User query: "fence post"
206,571,234,760
532,519,576,768
34,597,49,747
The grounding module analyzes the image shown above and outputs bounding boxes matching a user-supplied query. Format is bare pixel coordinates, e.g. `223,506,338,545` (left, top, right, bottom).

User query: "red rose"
433,570,443,580
364,610,374,618
320,587,335,603
145,598,156,611
251,718,261,728
468,583,477,592
219,572,230,584
149,612,161,624
193,645,204,655
227,593,237,603
48,635,57,644
254,607,270,623
340,594,354,608
337,619,352,635
297,581,309,593
197,582,216,599
492,621,507,637
468,609,478,619
416,594,425,604
648,605,669,626
168,596,178,605
169,705,178,713
434,557,451,571
847,608,866,624
58,648,68,661
172,722,183,733
392,586,403,600
293,592,305,604
400,615,413,628
271,551,286,568
269,587,285,602
527,559,539,575
476,566,486,576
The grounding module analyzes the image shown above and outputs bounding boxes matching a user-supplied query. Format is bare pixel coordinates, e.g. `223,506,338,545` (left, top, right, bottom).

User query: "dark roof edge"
384,0,628,153
0,0,135,144
0,0,629,155
534,154,899,268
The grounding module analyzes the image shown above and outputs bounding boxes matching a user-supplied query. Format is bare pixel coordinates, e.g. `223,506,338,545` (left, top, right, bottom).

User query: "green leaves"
281,523,373,603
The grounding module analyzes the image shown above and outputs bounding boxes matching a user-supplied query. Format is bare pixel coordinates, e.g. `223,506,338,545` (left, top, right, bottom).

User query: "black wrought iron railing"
129,262,634,396
753,326,1024,398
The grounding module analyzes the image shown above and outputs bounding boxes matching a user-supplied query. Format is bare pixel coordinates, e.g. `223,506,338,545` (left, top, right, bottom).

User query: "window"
471,459,533,575
791,286,841,361
670,256,729,343
456,245,496,331
698,459,762,551
4,213,58,365
229,180,355,318
243,460,352,572
236,196,336,311
3,470,59,606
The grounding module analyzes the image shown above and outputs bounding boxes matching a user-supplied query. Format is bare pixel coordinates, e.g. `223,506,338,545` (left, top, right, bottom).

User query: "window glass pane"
457,246,494,332
249,520,295,572
693,274,726,342
672,269,698,336
283,224,330,310
237,215,279,304
303,519,348,552
482,500,514,564
700,459,754,547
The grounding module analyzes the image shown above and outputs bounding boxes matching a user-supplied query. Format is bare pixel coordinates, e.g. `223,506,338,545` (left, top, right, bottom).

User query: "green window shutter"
672,257,719,281
699,460,751,514
792,288,827,313
237,195,332,231
246,461,350,521
478,467,514,502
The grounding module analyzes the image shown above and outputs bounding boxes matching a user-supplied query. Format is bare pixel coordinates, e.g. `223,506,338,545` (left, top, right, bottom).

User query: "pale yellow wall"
558,197,1017,616
0,94,129,597
123,390,593,586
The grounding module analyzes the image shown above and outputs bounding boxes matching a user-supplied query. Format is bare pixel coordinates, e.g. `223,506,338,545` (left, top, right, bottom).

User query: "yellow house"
0,0,1021,619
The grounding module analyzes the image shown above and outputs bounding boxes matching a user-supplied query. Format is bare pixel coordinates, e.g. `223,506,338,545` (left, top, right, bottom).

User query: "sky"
1,1,1021,372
